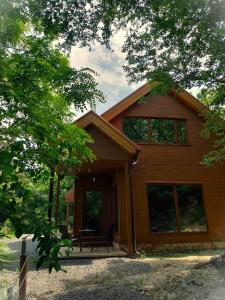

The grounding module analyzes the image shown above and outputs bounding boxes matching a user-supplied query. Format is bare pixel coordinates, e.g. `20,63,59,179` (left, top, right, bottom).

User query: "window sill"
150,231,208,235
136,143,191,147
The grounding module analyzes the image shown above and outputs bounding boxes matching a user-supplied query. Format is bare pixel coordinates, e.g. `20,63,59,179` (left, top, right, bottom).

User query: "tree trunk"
55,175,61,226
48,168,54,223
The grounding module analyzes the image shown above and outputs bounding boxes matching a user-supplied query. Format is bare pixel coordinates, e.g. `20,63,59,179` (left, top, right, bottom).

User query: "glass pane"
177,185,207,232
123,118,148,142
151,119,175,144
148,184,177,232
84,191,102,233
178,120,187,144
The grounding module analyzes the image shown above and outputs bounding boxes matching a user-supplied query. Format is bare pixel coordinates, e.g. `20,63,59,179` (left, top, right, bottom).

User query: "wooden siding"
102,83,206,122
73,124,132,247
86,125,130,160
109,94,225,246
76,111,139,156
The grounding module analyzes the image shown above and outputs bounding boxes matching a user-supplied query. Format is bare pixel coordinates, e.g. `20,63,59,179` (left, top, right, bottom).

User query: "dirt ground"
1,237,225,299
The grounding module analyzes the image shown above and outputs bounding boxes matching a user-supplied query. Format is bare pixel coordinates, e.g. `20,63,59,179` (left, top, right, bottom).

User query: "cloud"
70,30,200,118
70,31,140,116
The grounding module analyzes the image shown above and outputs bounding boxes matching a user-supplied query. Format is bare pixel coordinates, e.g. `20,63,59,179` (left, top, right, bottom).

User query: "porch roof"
75,110,140,156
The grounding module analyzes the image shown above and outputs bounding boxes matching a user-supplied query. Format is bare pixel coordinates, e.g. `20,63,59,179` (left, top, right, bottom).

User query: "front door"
83,190,103,233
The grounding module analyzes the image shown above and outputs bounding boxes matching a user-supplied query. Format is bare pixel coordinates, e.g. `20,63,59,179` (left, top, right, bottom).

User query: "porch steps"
60,247,128,259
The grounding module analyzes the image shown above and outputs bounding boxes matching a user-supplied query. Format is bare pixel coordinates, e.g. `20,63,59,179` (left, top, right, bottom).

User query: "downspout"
129,150,140,255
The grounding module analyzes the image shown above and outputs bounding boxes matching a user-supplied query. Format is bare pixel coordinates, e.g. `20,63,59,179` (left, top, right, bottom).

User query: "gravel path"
1,237,225,300
28,258,151,300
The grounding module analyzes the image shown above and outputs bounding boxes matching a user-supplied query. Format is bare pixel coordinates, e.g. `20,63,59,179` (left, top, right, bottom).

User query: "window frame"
123,116,190,146
146,182,209,234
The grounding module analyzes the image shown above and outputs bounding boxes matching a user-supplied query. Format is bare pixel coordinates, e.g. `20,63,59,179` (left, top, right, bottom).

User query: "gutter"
129,150,140,255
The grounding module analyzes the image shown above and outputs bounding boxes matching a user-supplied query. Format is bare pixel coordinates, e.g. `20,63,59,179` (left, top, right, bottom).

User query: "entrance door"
83,191,103,233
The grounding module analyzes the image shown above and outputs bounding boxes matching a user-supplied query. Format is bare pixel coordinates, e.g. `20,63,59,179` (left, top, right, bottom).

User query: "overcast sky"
70,31,199,117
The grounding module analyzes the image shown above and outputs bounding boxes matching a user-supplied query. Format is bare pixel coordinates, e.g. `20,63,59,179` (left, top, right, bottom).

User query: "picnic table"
79,229,96,252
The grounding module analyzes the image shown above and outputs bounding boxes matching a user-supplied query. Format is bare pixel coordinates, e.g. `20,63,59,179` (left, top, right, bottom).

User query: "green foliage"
33,223,72,272
0,0,104,272
28,0,225,165
1,0,225,271
139,250,147,259
0,241,16,262
201,108,225,166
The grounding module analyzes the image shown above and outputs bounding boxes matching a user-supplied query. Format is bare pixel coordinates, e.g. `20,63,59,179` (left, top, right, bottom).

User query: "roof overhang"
101,82,208,122
75,110,140,157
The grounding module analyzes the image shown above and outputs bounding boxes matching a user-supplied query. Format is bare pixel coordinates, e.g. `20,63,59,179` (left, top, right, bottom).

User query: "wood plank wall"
109,94,225,246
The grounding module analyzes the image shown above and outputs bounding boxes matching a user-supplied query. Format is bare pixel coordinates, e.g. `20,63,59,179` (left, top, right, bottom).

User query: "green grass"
0,241,16,262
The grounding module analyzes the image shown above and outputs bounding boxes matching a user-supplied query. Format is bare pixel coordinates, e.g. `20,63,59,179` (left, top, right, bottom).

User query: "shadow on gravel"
53,258,223,300
55,258,152,300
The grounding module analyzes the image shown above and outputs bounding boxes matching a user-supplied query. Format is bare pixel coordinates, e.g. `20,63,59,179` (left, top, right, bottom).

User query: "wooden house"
64,83,225,253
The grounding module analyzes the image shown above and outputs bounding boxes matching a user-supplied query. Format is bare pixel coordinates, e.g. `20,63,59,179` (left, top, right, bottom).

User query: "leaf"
36,255,45,270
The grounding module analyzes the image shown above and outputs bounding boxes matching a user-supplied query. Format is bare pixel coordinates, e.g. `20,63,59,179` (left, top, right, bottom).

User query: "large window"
148,184,207,233
123,118,148,142
123,117,188,145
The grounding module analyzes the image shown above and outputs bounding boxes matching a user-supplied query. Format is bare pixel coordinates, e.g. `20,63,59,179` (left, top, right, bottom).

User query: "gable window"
147,184,207,233
123,117,188,145
151,119,175,144
123,118,148,143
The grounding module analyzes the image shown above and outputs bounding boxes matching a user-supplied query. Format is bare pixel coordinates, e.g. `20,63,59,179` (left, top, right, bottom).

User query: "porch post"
66,203,69,227
48,168,54,223
73,177,76,235
55,174,61,226
124,161,133,254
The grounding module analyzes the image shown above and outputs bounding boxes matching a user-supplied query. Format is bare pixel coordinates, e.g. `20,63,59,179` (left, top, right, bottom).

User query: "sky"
70,31,199,117
70,30,140,116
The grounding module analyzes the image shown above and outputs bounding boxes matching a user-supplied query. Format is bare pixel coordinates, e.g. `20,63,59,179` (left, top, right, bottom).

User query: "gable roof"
75,110,140,156
101,82,207,122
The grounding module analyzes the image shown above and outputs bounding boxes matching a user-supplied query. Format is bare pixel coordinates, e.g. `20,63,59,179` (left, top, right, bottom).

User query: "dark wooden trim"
73,177,76,235
129,156,139,253
184,119,190,145
174,120,179,144
200,184,210,234
135,143,191,146
146,181,204,184
66,203,69,227
124,161,133,254
48,168,54,223
147,119,152,142
173,185,181,232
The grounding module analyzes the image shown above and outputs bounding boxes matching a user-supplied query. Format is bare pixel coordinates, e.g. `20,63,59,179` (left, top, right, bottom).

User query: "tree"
1,0,225,271
0,0,105,271
28,0,224,165
120,0,225,165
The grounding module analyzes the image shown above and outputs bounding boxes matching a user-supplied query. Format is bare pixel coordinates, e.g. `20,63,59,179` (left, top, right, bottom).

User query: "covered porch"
60,111,140,255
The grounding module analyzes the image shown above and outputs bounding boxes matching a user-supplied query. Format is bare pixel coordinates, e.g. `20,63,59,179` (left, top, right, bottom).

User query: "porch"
60,246,127,259
64,161,134,255
54,111,140,256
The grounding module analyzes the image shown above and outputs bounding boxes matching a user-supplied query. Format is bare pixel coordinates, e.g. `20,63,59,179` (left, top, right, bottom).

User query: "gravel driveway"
1,236,225,300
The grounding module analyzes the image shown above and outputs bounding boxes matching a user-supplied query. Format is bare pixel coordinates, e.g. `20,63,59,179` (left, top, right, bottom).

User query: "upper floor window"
123,117,188,145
